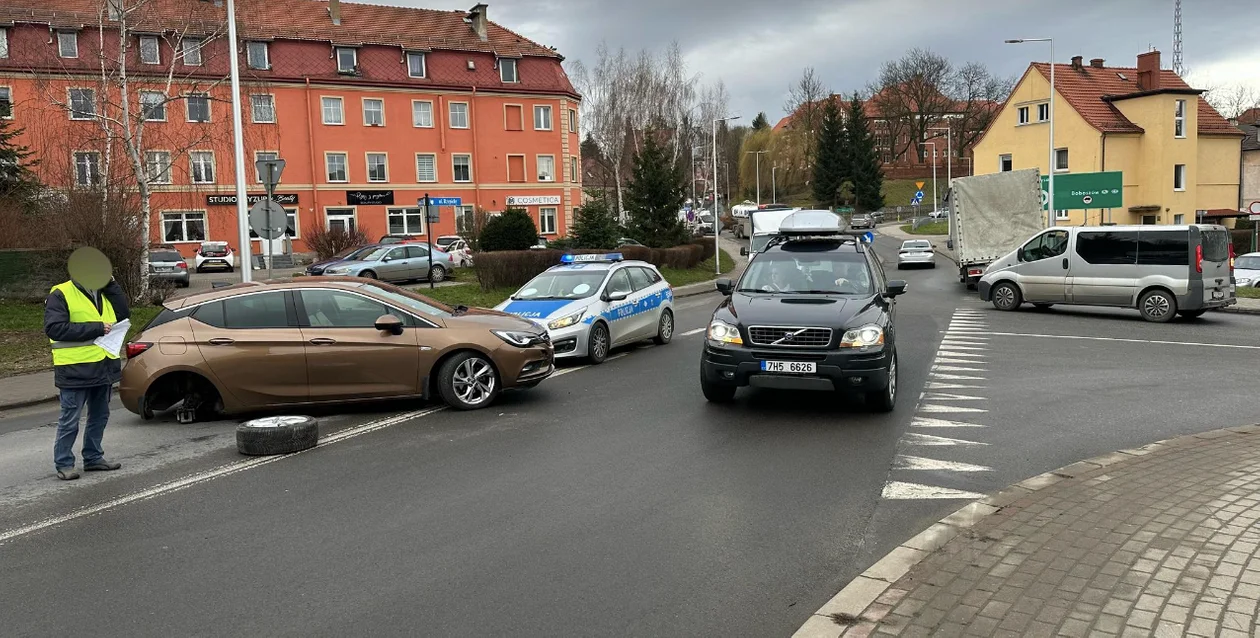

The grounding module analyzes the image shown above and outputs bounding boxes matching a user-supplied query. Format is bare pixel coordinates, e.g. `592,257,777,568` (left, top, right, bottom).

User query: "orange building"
0,0,581,256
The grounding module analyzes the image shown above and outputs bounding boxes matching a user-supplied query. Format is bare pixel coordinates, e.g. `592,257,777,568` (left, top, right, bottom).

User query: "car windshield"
359,247,393,261
1236,256,1260,270
513,271,608,300
436,237,458,248
356,282,453,317
738,246,873,295
334,245,376,260
700,214,714,223
902,241,931,250
750,234,774,253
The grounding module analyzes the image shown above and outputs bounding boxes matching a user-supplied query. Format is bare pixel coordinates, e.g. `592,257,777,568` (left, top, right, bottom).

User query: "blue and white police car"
494,254,675,363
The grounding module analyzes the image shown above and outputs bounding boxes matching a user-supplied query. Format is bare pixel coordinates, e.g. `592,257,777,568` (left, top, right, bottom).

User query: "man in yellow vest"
44,252,131,481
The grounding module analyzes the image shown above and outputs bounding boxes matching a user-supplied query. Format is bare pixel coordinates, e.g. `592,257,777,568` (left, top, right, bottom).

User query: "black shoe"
56,467,81,480
83,460,122,471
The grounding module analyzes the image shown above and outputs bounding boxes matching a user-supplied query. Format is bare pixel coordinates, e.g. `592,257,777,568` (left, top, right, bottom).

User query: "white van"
978,225,1236,322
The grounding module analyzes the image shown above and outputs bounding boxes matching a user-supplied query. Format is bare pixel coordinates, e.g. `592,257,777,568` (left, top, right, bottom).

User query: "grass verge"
900,221,949,236
1237,286,1260,300
0,301,160,378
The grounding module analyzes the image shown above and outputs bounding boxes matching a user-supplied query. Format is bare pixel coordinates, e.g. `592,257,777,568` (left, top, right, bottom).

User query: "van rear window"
1200,230,1229,262
1136,231,1189,266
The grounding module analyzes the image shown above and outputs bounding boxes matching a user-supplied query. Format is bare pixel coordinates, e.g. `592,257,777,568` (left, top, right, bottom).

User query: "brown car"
120,278,554,420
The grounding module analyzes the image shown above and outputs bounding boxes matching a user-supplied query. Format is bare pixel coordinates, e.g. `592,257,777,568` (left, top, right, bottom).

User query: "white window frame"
57,31,79,58
145,150,172,184
415,153,437,183
1037,103,1049,122
1174,164,1187,192
411,100,434,128
68,87,96,120
499,57,518,83
185,93,211,123
1174,99,1186,139
189,150,216,184
321,96,344,125
1054,148,1069,173
452,154,472,183
0,86,11,119
1173,213,1185,225
456,205,475,234
386,207,426,236
536,154,555,182
449,102,469,129
181,37,203,66
539,207,557,235
1055,209,1070,221
161,211,207,244
335,47,357,74
999,154,1012,172
363,98,385,127
73,151,101,187
250,94,275,124
138,90,166,122
253,151,279,183
1017,106,1029,125
407,52,426,78
325,152,349,183
325,207,357,232
533,105,552,131
366,152,389,183
246,41,269,70
568,109,577,133
0,28,9,59
570,156,579,183
138,35,160,64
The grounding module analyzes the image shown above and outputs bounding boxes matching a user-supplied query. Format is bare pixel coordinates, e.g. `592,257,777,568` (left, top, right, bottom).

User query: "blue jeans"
54,385,112,470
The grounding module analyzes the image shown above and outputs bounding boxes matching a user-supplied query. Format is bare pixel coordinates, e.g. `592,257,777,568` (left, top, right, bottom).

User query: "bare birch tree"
782,67,828,167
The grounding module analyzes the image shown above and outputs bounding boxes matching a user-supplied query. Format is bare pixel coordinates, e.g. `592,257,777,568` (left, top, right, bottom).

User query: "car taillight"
177,261,187,269
126,342,152,358
448,253,454,263
1229,244,1235,271
1195,245,1203,273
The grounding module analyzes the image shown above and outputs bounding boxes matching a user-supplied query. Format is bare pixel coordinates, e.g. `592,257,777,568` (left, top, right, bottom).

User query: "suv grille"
747,326,832,348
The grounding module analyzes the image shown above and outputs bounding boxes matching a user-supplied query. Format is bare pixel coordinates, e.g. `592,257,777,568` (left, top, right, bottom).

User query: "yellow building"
973,51,1243,226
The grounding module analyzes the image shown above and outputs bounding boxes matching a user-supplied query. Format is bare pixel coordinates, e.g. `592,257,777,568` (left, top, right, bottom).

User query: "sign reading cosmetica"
505,195,562,206
207,193,299,206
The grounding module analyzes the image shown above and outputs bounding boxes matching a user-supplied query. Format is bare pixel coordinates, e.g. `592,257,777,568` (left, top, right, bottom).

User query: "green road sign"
1040,171,1123,210
835,207,855,214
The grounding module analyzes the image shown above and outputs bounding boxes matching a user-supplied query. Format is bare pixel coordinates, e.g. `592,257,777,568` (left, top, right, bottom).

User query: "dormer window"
336,47,357,74
499,57,518,83
57,31,79,58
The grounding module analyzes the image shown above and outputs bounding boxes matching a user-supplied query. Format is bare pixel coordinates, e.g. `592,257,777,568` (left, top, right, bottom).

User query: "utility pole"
227,0,252,281
771,164,778,203
1006,37,1056,227
919,142,938,211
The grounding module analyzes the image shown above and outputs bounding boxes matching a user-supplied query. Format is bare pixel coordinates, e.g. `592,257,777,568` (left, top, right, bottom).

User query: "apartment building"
0,0,581,255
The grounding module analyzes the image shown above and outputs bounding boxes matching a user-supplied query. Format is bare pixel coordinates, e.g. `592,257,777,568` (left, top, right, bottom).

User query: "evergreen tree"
0,115,39,202
571,192,622,249
478,208,538,251
846,94,885,212
624,131,689,248
751,112,770,131
811,98,848,209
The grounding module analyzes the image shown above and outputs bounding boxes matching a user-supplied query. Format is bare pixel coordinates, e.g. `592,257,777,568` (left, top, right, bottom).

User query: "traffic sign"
248,200,287,240
426,205,440,223
1248,201,1260,214
428,197,462,207
255,158,286,189
915,181,925,190
1040,171,1123,211
1250,214,1260,222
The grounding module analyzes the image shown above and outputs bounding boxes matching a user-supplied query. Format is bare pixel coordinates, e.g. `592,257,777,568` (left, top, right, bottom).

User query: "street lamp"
771,164,778,204
927,126,952,186
713,115,740,274
747,150,768,205
226,0,252,281
1006,37,1055,227
918,142,938,212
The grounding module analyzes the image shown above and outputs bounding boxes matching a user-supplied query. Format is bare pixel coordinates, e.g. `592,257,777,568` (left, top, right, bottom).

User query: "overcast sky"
362,0,1260,122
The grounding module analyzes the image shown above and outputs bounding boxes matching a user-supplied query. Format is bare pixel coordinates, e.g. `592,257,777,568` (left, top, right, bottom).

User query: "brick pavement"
797,426,1260,638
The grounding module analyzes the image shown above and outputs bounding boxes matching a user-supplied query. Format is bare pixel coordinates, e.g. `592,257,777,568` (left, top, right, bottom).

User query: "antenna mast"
1172,0,1184,75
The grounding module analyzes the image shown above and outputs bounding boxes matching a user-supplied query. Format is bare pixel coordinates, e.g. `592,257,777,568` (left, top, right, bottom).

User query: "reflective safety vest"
49,281,118,367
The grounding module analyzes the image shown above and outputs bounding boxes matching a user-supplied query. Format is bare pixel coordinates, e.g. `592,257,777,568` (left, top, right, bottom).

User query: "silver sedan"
897,239,936,269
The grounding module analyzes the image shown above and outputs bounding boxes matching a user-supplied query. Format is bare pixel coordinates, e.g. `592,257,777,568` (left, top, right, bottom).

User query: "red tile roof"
1029,62,1240,136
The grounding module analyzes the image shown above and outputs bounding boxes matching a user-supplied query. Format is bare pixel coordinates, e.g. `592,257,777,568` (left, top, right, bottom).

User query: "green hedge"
473,244,708,291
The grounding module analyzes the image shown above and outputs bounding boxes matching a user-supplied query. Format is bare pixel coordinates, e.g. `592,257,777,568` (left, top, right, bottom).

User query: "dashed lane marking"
911,416,986,428
903,432,988,446
893,455,993,472
922,393,986,401
924,383,985,391
930,373,987,381
918,403,988,414
881,481,986,500
680,327,706,337
932,365,988,373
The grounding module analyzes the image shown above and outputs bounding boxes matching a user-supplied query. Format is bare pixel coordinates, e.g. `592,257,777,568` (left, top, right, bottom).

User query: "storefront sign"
206,193,299,206
346,190,395,205
505,195,561,206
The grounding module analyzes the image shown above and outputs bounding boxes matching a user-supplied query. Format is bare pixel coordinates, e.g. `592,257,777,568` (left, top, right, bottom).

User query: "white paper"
94,318,130,358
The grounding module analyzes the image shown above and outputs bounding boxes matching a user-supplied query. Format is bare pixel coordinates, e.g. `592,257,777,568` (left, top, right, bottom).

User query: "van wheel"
1178,309,1206,320
1139,289,1177,323
991,282,1022,311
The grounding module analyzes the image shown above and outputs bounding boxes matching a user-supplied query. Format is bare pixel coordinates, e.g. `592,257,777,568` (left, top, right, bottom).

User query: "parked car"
897,239,936,269
1235,252,1260,288
928,210,948,220
378,234,423,244
120,279,554,418
193,241,235,273
436,235,474,267
148,249,190,287
617,237,645,248
318,244,454,283
306,244,381,276
695,213,715,236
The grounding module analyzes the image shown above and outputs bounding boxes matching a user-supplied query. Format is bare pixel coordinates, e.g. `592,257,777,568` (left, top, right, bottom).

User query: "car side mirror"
886,280,908,297
740,247,749,256
604,291,629,302
374,314,404,335
716,278,734,296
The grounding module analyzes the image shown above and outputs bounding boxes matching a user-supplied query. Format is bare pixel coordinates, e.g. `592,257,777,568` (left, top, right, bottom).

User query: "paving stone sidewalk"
828,426,1260,638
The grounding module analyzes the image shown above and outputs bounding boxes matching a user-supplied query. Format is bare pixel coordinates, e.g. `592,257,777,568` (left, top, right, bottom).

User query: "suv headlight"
841,324,884,348
707,319,742,345
1238,277,1253,286
493,330,542,347
548,309,585,330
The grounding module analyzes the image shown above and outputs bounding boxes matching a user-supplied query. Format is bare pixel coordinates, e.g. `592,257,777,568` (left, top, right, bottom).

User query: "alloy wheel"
452,358,496,406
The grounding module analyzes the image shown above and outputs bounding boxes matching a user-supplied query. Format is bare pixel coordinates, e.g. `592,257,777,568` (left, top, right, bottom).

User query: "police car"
494,254,675,363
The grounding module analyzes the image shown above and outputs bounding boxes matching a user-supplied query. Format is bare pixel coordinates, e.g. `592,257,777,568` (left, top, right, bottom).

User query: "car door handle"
1062,258,1069,269
308,337,337,345
207,337,235,345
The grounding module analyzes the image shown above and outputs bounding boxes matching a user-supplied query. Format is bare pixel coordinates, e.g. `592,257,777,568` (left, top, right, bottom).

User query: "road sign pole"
425,193,434,290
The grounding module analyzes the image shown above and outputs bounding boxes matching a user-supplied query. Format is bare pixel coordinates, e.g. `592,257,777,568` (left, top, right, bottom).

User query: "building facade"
973,51,1242,226
0,0,581,256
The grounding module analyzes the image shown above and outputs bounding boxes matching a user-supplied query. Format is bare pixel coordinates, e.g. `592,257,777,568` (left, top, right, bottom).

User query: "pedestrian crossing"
881,306,995,501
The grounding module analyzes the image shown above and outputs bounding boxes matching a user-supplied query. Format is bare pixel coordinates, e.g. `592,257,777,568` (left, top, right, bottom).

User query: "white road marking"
922,393,986,401
930,373,987,381
882,481,986,500
932,365,988,373
680,327,706,337
912,416,986,428
924,383,985,390
936,344,987,351
894,455,993,472
987,331,1260,351
903,432,988,446
919,403,988,414
935,358,987,366
936,351,986,358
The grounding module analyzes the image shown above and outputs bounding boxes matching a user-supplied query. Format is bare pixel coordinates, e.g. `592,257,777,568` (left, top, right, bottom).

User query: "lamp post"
713,115,740,274
919,142,938,212
690,145,702,209
226,0,252,281
927,126,952,186
771,164,778,204
747,150,767,205
1006,37,1055,227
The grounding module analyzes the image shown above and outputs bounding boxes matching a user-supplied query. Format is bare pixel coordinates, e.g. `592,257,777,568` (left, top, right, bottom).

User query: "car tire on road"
654,309,674,345
1139,289,1177,323
236,416,319,456
437,352,500,410
587,322,610,364
991,282,1022,311
429,265,447,283
700,371,736,403
360,269,377,280
866,351,897,413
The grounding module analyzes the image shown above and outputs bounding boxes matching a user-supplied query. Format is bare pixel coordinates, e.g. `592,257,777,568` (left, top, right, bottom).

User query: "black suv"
700,227,906,410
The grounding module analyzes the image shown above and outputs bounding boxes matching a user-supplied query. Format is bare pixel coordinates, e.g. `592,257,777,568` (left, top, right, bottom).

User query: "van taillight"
1229,244,1235,271
1195,245,1203,273
126,342,152,358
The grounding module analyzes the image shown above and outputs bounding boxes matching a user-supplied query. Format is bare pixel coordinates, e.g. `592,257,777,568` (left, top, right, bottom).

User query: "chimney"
328,0,341,26
1136,50,1161,90
467,4,488,42
1090,58,1105,68
1070,55,1083,70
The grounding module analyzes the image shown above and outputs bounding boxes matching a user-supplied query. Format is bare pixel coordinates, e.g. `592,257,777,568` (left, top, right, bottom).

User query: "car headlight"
1238,277,1253,286
323,266,347,275
841,324,884,348
548,310,585,330
707,319,743,345
493,330,543,347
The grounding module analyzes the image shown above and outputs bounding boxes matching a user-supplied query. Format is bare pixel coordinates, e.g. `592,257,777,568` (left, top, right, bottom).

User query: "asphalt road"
2,231,1258,636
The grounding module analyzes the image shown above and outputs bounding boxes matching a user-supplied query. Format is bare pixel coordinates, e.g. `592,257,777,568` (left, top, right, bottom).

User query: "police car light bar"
561,253,624,263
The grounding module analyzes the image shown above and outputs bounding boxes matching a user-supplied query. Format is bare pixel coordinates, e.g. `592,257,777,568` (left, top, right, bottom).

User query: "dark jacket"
44,279,132,389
